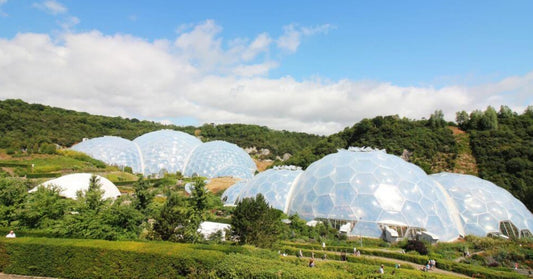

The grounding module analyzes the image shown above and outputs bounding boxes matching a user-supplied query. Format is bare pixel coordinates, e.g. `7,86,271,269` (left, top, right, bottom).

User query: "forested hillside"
0,99,322,158
457,106,533,211
285,113,457,174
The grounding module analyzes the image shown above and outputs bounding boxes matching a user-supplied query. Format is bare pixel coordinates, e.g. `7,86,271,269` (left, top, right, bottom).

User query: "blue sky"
0,1,532,134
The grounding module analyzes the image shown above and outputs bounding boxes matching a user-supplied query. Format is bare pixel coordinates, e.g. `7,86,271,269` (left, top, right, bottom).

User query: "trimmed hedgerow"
0,238,464,279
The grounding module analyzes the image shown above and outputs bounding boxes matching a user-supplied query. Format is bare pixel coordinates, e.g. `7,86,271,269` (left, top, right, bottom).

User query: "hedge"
113,178,164,186
0,238,366,279
25,172,62,178
0,162,30,168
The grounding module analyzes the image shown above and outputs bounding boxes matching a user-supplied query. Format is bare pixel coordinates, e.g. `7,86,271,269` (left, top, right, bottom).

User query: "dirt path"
362,255,470,278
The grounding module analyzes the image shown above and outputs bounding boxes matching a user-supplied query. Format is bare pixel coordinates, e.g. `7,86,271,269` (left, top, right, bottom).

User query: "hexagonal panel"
374,183,404,212
402,201,428,227
333,182,356,205
431,172,533,238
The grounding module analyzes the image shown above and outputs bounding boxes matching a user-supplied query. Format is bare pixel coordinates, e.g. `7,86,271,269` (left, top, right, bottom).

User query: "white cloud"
173,20,273,75
33,0,67,15
0,21,531,136
277,24,333,53
58,16,80,31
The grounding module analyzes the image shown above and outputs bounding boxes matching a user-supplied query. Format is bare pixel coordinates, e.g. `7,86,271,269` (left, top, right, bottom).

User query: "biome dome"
71,136,143,173
133,130,201,176
222,180,248,206
30,173,121,200
70,130,255,179
287,148,461,242
221,147,533,242
238,166,303,211
431,173,533,238
184,141,256,179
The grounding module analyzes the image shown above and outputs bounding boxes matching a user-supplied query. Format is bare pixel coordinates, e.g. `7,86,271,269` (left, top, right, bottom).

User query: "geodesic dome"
184,141,256,179
71,130,254,179
30,173,121,200
431,173,533,238
133,129,201,176
71,136,143,173
238,167,303,211
222,180,248,206
287,149,461,242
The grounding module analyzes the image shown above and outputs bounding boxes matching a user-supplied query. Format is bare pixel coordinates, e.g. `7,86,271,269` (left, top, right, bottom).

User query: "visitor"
308,259,315,267
431,259,436,269
322,242,326,250
379,264,384,274
5,230,15,238
298,249,303,258
322,253,327,260
353,247,357,255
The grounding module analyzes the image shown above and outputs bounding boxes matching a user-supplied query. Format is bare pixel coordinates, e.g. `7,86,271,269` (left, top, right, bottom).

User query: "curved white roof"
431,172,533,237
30,173,121,200
287,149,461,241
133,129,201,175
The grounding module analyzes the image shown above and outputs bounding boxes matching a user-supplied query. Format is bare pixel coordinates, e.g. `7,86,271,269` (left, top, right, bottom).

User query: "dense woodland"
0,99,322,158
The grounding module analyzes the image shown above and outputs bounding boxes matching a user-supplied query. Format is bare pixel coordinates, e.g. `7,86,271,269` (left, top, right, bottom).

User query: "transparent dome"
287,149,461,241
133,129,201,176
431,173,533,238
221,180,248,206
71,136,143,173
184,141,256,179
30,173,121,200
239,167,303,211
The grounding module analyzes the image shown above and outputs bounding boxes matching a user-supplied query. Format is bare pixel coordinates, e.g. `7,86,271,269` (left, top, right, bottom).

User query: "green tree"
132,177,154,213
231,194,283,248
498,105,514,118
0,177,28,226
77,175,106,212
152,192,197,242
469,110,484,130
18,185,72,229
480,106,498,130
428,110,446,128
456,110,469,129
190,178,208,219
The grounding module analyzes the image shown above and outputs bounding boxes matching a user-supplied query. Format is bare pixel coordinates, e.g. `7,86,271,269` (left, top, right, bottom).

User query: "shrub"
404,240,428,255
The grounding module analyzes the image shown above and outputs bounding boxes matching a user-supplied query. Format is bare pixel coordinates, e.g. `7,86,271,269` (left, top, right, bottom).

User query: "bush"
404,240,428,255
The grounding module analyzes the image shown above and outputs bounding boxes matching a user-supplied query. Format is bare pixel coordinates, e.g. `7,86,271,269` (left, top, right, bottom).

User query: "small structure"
383,225,399,242
417,231,439,244
197,221,231,240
